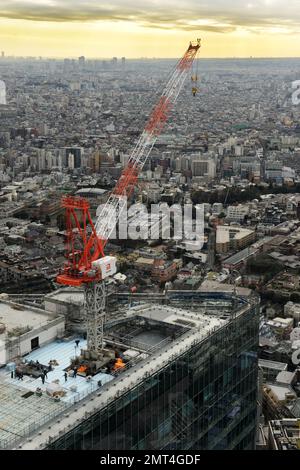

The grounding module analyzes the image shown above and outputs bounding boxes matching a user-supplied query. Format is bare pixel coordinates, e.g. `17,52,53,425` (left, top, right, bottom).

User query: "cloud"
1,0,300,34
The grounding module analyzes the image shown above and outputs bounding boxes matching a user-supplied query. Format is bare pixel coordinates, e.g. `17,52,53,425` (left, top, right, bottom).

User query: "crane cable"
191,48,200,97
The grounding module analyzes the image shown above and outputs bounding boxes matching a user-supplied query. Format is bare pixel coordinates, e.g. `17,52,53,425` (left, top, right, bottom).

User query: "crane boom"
57,39,201,288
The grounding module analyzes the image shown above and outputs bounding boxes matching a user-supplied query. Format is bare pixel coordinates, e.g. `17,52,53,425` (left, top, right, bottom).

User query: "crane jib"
57,39,201,287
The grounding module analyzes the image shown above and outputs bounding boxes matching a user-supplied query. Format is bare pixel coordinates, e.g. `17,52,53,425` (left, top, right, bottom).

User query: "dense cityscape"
1,2,300,457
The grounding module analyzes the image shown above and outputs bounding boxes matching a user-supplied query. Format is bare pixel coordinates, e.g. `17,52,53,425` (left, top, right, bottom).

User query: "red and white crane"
57,39,201,355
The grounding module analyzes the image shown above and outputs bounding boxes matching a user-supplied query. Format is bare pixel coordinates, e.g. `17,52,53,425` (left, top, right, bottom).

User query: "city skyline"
1,0,300,58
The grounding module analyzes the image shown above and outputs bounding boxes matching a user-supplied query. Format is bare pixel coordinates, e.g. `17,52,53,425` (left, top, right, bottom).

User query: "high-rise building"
0,80,6,105
63,147,82,169
90,150,101,172
18,289,259,450
191,155,216,179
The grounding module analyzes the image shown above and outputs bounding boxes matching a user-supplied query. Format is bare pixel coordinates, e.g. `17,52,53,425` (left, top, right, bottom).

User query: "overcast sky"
0,0,299,57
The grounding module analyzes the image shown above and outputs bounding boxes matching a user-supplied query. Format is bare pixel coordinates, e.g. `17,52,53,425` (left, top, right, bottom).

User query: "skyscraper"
64,147,82,169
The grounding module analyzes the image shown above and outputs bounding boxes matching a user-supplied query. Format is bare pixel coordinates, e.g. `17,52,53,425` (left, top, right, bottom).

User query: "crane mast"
57,39,201,356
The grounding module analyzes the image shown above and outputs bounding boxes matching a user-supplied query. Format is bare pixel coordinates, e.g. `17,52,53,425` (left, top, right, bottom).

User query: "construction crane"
57,39,201,358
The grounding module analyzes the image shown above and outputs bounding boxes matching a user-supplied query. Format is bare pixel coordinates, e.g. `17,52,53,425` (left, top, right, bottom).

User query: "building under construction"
0,288,260,450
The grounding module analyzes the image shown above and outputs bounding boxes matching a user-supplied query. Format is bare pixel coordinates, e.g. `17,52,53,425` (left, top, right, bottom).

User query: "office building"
227,205,250,223
65,147,82,169
216,226,256,254
191,156,216,179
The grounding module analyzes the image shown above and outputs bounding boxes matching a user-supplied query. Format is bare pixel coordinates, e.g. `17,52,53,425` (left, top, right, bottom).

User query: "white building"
226,204,250,222
0,297,65,366
0,80,6,105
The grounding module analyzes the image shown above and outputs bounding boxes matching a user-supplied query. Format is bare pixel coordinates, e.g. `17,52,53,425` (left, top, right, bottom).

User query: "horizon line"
1,55,300,60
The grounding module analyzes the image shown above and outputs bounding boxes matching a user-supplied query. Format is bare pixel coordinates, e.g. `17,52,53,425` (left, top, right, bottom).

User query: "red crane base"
56,196,104,287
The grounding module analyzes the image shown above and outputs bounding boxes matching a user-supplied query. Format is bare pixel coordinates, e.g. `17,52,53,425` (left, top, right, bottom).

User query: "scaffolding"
0,383,67,449
84,281,106,354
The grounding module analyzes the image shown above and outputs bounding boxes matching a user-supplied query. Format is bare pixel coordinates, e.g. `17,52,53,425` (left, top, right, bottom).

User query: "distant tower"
78,56,85,69
121,57,125,65
1,51,4,58
0,80,6,105
92,150,101,172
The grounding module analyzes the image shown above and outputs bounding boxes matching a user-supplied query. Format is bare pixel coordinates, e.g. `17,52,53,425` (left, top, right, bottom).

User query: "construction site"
0,287,260,450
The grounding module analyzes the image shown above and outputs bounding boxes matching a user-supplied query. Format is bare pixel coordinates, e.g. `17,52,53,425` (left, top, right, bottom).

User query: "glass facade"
47,301,259,450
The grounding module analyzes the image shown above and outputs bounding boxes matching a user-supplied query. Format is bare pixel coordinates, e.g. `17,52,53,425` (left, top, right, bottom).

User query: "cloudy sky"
1,0,300,57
